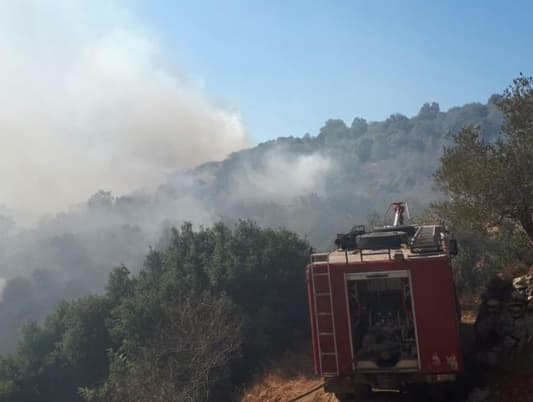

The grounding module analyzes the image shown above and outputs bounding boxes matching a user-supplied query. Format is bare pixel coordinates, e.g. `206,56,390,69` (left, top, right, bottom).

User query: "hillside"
187,98,502,248
0,98,503,354
1,89,531,402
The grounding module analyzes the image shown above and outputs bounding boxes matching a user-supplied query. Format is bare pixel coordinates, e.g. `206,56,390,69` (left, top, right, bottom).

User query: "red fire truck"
306,203,462,401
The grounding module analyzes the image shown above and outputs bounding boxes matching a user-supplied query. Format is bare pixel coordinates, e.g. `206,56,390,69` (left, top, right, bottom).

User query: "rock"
475,274,533,366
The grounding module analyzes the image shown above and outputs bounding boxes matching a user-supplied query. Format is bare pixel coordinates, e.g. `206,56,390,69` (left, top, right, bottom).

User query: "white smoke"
0,277,5,303
0,1,250,225
229,149,333,203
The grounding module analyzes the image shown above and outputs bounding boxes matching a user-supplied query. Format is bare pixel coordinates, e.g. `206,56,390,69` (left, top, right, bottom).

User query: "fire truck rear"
306,203,461,401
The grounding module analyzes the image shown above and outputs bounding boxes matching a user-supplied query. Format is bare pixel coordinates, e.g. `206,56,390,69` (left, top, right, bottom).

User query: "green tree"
91,294,243,402
60,296,113,387
350,117,368,137
435,75,533,244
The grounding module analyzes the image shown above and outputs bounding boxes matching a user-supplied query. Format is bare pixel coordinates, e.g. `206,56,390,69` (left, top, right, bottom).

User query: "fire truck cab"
306,203,462,400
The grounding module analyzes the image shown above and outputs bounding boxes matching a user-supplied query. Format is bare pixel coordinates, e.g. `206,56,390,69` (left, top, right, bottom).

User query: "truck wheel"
427,383,447,401
406,384,426,401
407,383,446,402
335,385,372,401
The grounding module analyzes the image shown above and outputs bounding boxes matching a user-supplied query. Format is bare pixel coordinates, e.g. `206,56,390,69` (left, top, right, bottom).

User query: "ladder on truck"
410,225,444,253
310,253,339,376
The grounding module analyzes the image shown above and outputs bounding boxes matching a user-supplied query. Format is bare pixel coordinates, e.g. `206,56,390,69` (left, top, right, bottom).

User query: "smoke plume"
228,150,333,203
0,1,250,225
0,278,5,303
0,1,341,354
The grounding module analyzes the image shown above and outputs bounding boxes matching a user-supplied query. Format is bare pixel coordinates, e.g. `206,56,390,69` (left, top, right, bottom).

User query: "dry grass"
240,374,335,402
462,309,478,324
460,291,482,324
239,344,336,402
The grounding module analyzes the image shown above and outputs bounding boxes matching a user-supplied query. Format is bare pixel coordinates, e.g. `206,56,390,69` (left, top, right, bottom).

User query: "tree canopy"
0,221,310,402
435,74,533,244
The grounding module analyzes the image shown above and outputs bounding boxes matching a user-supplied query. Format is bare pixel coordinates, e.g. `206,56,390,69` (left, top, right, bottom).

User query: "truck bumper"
324,372,457,394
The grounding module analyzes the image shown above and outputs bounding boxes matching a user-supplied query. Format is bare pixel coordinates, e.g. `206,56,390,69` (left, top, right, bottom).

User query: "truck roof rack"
410,226,444,254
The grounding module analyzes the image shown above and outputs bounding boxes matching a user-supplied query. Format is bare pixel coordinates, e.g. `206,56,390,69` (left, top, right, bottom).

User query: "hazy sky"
134,0,533,141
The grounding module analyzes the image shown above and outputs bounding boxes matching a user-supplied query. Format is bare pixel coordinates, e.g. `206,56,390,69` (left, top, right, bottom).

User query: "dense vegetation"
0,222,310,401
0,95,504,354
434,74,533,292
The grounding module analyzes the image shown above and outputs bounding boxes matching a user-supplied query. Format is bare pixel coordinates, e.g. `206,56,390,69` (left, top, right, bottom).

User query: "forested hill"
182,97,503,246
0,96,503,354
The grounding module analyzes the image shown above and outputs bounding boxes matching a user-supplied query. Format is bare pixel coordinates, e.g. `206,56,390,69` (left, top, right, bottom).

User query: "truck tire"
406,383,426,401
407,383,447,402
428,383,447,401
335,385,372,401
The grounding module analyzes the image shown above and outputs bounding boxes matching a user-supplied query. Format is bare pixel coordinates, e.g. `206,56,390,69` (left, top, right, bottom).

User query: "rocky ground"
471,273,533,402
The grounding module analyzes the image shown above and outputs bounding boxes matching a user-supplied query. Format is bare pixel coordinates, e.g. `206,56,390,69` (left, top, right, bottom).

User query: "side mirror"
449,238,458,256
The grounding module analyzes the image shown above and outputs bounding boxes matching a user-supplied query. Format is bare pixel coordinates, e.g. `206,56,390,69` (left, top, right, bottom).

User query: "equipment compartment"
346,270,419,371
